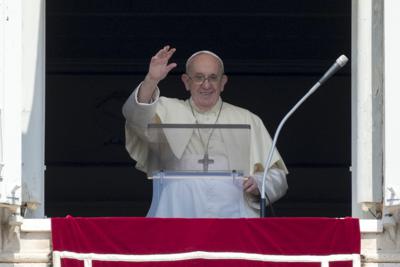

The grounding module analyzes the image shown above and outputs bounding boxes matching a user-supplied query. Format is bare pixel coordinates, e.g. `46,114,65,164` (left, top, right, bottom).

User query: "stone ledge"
20,219,51,233
0,264,50,267
359,219,383,233
0,253,50,263
21,218,384,233
362,253,400,263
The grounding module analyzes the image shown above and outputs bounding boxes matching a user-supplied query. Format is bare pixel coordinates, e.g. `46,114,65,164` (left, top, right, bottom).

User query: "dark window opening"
45,0,351,217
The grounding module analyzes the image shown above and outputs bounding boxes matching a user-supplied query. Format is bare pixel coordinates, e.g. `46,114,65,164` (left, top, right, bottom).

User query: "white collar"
188,98,223,115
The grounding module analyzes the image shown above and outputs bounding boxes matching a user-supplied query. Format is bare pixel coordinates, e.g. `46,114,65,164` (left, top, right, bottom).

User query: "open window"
43,1,353,218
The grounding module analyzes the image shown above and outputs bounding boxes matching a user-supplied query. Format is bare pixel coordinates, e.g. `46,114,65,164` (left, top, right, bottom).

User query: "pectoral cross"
198,153,214,171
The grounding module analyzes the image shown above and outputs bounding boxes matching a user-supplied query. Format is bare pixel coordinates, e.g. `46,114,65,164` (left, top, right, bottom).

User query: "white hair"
185,50,225,74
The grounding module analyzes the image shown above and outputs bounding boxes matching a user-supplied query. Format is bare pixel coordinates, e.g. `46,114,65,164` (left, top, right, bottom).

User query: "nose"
202,78,211,89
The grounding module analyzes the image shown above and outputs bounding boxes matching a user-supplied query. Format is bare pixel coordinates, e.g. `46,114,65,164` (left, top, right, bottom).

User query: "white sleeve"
254,167,288,204
121,82,160,172
122,82,160,128
244,167,288,210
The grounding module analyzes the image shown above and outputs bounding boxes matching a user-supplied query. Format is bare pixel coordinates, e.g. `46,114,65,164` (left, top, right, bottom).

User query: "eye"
194,75,205,82
209,75,219,82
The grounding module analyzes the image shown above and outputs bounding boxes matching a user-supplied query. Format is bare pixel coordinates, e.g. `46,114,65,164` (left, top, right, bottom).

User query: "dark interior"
45,0,351,217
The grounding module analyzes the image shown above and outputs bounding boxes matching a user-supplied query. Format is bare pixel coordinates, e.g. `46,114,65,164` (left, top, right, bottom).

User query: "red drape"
51,217,360,267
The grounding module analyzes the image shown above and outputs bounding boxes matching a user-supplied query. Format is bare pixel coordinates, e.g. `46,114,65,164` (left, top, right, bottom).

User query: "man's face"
182,54,227,111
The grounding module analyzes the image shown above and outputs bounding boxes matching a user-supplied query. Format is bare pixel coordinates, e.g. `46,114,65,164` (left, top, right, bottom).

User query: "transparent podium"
145,123,253,218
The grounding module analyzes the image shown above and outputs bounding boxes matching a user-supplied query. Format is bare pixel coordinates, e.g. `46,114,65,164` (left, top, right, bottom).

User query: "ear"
220,74,228,92
181,74,190,91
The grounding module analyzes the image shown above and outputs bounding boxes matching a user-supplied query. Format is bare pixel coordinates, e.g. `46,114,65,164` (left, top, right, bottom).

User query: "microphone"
318,55,349,85
260,55,349,217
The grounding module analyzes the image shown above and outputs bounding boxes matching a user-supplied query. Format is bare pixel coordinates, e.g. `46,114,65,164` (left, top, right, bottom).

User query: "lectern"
145,123,252,217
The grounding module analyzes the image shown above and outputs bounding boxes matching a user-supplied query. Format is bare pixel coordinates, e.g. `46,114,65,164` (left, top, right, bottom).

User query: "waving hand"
138,46,177,103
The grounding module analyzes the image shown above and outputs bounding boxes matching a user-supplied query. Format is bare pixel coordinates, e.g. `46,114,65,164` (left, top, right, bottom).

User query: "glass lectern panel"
146,123,251,176
146,123,251,217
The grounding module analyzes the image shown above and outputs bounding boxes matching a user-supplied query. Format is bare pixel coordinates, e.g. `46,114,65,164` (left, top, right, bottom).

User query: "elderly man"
122,46,288,218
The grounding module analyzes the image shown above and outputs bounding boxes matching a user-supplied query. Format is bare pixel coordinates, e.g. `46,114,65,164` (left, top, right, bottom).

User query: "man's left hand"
243,176,260,196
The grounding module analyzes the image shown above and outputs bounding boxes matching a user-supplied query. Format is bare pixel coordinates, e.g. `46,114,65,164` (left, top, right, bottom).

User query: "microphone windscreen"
336,55,349,67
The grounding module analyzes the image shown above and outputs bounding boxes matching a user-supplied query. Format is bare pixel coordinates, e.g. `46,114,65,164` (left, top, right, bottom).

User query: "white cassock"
122,84,289,218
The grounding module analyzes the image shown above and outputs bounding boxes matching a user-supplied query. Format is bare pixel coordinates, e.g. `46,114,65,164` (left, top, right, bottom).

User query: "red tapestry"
51,217,360,267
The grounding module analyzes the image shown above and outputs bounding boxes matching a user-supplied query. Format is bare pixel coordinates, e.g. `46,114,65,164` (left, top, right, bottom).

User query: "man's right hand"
146,45,177,83
138,45,177,103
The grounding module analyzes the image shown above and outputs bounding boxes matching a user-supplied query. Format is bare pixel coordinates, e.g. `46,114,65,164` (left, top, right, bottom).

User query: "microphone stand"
260,55,349,217
260,82,321,217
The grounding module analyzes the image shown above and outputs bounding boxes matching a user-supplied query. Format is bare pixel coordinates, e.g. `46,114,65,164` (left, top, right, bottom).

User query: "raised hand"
138,46,177,103
147,45,177,83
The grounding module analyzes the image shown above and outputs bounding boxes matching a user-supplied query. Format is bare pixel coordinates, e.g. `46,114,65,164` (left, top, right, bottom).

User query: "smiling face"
181,53,228,112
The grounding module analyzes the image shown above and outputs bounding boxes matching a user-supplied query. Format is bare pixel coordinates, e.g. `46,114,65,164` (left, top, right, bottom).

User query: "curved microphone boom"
260,55,349,217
